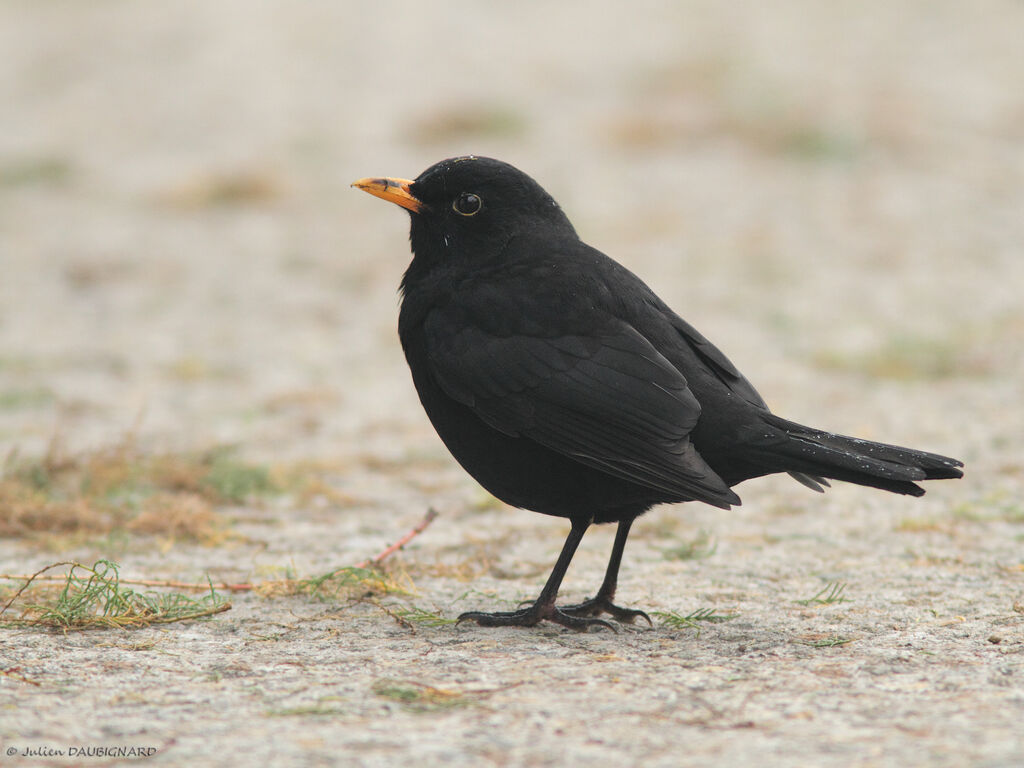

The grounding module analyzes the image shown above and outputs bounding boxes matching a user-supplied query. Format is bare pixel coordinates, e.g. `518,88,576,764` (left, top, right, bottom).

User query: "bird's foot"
559,595,652,626
457,603,617,632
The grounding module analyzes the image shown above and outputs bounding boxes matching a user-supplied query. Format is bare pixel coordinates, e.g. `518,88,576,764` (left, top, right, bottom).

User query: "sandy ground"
1,2,1023,766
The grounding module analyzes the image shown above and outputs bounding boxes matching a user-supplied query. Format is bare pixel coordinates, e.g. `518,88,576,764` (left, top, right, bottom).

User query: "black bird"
353,156,963,631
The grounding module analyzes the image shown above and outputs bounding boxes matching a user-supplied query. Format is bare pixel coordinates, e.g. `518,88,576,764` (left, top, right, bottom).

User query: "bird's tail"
758,414,963,496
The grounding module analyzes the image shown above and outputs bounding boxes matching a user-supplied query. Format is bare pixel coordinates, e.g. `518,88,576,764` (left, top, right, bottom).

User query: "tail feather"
761,414,963,497
788,471,830,493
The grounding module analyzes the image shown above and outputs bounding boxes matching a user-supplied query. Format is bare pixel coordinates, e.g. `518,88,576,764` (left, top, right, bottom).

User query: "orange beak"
351,176,427,213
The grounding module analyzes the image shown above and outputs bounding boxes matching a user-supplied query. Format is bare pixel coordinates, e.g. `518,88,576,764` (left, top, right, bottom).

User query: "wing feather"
424,312,739,508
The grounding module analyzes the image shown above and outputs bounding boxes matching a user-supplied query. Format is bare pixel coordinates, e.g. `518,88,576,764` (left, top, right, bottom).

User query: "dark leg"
560,517,651,625
458,519,615,632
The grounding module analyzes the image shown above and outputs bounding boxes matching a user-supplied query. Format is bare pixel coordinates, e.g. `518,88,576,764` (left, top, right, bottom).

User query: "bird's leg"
458,519,615,632
560,517,652,625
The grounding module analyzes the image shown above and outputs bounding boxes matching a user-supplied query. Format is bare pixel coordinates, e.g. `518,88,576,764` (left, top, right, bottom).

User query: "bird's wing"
668,313,768,409
423,312,740,509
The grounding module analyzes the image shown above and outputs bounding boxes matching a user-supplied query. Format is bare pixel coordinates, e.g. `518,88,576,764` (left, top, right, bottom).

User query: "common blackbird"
353,156,963,631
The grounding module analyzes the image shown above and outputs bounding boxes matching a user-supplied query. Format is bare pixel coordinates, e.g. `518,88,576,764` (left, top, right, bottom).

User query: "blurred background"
2,6,1022,763
1,0,1021,486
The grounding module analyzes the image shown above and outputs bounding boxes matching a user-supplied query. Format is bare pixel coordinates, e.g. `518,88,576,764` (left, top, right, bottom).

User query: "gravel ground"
1,2,1022,766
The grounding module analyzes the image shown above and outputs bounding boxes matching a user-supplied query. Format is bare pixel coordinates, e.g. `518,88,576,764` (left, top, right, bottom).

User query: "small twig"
0,573,255,593
368,599,416,631
0,561,78,617
92,577,252,592
355,507,439,568
145,601,233,624
2,666,42,686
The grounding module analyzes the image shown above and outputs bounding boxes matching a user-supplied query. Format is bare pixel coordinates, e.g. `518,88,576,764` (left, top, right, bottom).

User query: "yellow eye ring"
452,193,482,216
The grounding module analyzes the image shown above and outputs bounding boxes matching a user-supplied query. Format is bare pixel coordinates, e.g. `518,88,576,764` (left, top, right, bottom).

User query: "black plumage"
353,156,963,631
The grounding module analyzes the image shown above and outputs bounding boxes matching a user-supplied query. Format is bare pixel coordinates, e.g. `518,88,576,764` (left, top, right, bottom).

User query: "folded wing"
423,312,740,509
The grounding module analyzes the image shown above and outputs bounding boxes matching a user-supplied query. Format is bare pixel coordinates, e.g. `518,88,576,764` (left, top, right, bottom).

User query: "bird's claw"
457,606,617,633
559,596,653,626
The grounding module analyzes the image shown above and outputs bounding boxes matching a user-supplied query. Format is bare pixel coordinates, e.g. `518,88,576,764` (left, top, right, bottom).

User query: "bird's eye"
452,193,482,216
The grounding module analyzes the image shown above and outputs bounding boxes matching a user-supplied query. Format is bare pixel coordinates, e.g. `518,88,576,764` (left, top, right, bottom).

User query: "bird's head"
353,156,576,272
